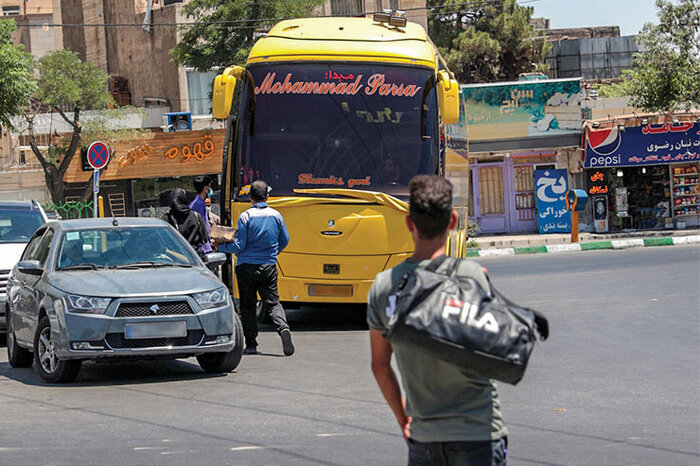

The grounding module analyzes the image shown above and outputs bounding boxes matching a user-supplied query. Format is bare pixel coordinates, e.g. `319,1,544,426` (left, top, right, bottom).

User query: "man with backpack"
368,175,508,465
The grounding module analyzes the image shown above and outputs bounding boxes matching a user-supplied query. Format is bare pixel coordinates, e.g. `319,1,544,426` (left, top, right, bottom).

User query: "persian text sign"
535,169,570,234
584,122,700,168
255,72,421,98
456,78,581,142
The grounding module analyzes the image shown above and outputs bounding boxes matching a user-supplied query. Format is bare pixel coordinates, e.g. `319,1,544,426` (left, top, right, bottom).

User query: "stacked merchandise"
671,163,699,220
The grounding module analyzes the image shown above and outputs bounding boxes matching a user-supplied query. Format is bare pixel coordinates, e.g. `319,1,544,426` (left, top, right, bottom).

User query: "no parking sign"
87,141,109,218
87,141,109,170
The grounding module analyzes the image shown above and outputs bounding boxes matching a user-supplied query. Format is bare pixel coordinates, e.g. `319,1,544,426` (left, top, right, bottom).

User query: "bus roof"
248,17,437,68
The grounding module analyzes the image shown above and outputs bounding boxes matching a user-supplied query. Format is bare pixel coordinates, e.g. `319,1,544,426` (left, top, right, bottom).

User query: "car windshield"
56,227,198,270
236,63,439,199
0,209,45,243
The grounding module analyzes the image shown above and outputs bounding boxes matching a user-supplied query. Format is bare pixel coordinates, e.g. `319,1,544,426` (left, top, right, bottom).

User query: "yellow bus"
212,14,465,306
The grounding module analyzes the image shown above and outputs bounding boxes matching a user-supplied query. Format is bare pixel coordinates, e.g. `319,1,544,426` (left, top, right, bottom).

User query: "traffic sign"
93,170,100,193
87,141,109,170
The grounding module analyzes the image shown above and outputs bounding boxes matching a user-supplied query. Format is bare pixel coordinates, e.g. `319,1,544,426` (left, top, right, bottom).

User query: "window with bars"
2,5,21,16
330,0,365,16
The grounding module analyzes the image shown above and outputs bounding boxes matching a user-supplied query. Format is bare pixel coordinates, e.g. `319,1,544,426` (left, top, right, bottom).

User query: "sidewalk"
467,228,700,257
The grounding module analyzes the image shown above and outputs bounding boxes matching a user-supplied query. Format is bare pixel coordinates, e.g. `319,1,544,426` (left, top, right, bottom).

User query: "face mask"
207,188,212,199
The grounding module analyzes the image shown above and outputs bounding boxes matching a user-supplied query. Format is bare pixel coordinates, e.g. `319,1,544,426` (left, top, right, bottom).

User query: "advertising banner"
535,169,571,233
584,122,700,168
452,78,581,142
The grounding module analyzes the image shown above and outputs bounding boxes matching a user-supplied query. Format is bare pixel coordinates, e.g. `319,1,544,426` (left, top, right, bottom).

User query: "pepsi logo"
588,127,622,156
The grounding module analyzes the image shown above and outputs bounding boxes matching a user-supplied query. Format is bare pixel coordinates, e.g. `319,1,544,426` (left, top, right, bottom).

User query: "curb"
467,235,700,257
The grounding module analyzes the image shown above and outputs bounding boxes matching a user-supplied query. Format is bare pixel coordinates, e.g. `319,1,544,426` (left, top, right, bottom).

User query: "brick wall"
103,2,185,111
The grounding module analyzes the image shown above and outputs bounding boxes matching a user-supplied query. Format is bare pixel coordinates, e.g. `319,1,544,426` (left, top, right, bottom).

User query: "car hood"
0,243,27,271
48,267,223,298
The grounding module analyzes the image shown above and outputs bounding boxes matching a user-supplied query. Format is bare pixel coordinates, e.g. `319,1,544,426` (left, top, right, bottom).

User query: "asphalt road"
0,245,698,466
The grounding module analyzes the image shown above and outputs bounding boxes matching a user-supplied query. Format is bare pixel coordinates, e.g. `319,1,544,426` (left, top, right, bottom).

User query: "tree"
24,49,144,205
0,19,35,130
428,0,550,83
171,0,322,71
600,0,699,111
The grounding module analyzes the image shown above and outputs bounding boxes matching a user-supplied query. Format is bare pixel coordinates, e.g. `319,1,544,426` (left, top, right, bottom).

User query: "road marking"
133,447,162,451
479,248,514,257
230,446,264,451
546,244,581,253
611,239,644,249
316,433,350,437
673,235,700,245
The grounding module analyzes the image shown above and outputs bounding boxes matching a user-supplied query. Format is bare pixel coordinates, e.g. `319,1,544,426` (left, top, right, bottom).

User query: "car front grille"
104,330,204,349
0,269,10,297
115,301,194,318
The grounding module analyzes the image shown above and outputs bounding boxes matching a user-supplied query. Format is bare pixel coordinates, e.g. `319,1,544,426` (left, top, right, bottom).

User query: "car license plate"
124,321,187,339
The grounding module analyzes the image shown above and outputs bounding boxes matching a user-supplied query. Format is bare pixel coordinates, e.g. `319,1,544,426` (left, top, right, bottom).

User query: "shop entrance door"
509,164,536,232
472,163,507,233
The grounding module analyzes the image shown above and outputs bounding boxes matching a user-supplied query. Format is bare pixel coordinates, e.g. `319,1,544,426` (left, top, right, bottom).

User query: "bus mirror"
437,70,460,125
212,66,243,120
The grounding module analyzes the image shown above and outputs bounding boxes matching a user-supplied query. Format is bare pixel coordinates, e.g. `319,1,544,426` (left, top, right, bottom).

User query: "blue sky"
517,0,660,36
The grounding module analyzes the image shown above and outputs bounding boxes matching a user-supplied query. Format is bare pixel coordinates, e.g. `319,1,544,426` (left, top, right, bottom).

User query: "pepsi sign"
584,122,700,168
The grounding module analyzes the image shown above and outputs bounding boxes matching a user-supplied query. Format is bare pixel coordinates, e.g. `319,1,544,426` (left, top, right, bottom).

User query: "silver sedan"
6,217,243,383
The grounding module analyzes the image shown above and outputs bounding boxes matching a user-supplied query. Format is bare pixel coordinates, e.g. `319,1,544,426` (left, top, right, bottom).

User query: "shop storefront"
63,129,225,217
583,118,700,231
448,77,582,234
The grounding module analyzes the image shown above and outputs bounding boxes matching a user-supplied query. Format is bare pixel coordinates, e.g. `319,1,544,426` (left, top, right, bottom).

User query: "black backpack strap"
424,254,449,272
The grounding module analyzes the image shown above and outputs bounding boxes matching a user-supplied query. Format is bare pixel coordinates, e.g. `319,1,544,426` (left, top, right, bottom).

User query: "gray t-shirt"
367,258,508,443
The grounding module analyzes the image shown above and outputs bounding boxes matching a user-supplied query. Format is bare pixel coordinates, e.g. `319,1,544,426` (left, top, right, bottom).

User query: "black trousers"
235,262,289,348
408,437,507,466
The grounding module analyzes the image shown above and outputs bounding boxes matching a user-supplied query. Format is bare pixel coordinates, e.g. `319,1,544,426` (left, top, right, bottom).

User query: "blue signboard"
584,122,700,168
535,169,571,233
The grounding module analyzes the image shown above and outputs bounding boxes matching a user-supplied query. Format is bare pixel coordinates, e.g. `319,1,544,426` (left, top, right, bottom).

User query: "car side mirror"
203,252,227,268
18,260,43,276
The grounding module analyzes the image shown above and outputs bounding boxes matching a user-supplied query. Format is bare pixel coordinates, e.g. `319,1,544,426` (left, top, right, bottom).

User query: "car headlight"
64,295,111,314
193,287,229,310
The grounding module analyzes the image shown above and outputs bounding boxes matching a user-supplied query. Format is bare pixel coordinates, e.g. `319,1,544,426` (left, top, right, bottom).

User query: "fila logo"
441,298,499,333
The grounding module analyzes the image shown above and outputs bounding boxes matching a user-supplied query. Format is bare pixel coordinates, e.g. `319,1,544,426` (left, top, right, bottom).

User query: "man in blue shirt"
189,176,213,255
218,180,294,356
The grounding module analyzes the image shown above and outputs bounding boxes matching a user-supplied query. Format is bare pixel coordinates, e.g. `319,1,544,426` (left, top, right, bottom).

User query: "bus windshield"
235,63,439,199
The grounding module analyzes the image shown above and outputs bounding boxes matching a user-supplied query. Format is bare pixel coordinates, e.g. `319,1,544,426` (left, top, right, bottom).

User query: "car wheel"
197,313,244,373
33,316,81,383
7,311,32,368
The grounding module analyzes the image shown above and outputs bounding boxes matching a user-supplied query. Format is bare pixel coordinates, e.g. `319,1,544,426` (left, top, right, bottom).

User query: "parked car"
6,217,243,383
0,201,49,332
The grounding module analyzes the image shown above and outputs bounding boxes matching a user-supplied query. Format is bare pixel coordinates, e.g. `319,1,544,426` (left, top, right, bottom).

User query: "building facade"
447,77,583,234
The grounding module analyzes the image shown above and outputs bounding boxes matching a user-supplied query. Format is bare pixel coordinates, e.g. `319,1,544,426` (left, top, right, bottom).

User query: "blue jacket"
218,202,290,265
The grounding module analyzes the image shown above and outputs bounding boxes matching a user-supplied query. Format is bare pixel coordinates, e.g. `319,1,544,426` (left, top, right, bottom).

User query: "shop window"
330,0,365,16
186,69,218,116
132,176,220,218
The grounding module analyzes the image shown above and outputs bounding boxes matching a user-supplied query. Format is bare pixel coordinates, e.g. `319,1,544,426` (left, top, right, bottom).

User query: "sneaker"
243,347,258,355
280,329,294,356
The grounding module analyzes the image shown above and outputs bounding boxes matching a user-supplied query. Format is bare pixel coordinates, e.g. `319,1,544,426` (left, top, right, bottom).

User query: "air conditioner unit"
164,112,192,132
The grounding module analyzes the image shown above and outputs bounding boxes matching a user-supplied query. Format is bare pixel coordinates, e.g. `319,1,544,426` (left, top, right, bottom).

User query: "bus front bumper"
277,276,375,304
